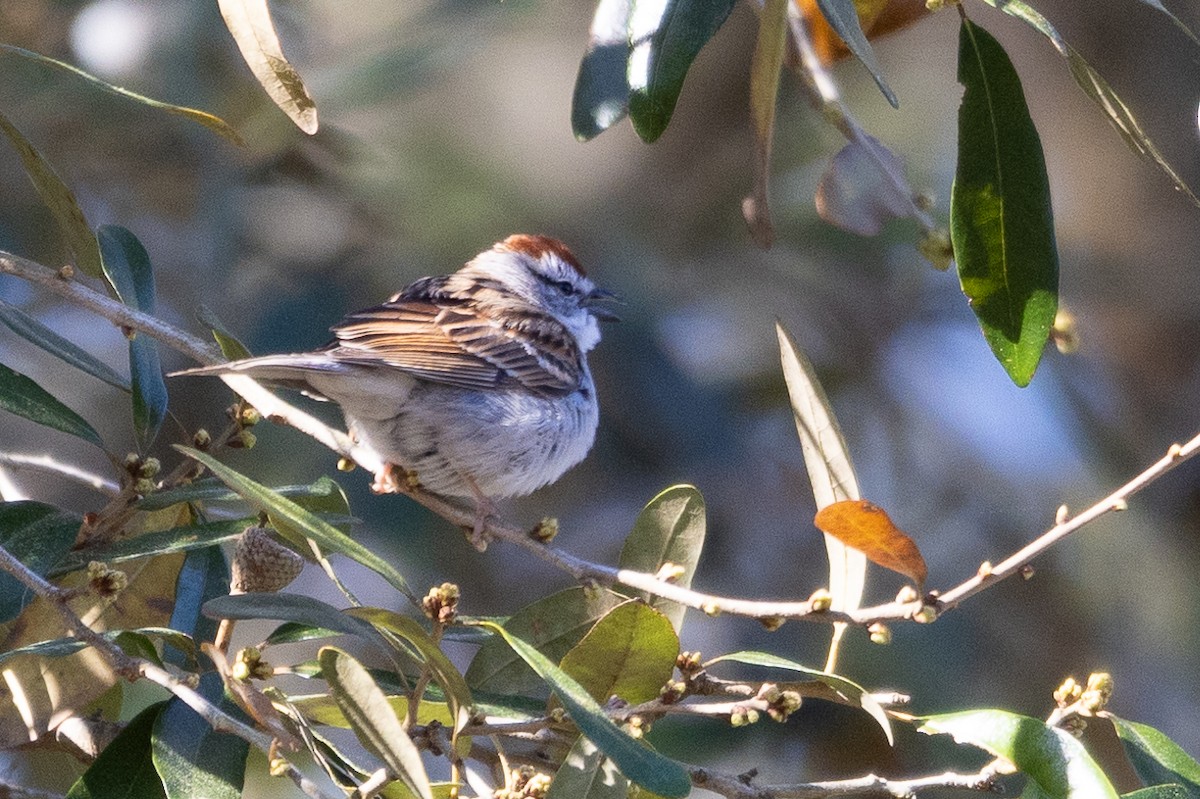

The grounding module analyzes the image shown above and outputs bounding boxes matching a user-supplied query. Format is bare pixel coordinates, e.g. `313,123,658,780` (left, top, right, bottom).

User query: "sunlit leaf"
176,447,415,602
0,109,103,278
464,586,626,694
217,0,319,134
545,735,629,799
742,0,788,247
813,0,898,106
0,363,104,447
627,0,738,143
151,673,247,799
0,299,129,390
813,499,926,587
290,693,455,730
1130,0,1200,46
953,17,1058,387
319,647,433,799
572,0,634,140
473,621,692,798
920,709,1118,798
0,44,242,145
775,322,864,671
264,621,344,646
1111,716,1200,798
815,135,914,235
559,601,679,705
99,225,168,449
66,702,168,799
1121,787,1190,799
196,304,253,361
617,485,706,632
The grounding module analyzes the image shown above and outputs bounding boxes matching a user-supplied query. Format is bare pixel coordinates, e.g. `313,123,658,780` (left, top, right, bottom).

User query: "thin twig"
689,765,999,799
0,453,119,495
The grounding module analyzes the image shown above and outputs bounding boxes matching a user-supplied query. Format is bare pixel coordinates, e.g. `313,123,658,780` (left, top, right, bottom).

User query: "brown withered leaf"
799,0,929,65
813,499,927,587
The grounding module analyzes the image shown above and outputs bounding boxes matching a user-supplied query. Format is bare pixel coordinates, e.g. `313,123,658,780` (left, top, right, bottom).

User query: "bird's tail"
169,354,348,396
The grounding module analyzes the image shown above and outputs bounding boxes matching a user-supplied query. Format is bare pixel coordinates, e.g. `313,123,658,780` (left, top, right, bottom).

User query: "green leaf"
473,621,692,798
52,518,251,576
175,447,416,602
1122,787,1190,799
706,650,892,744
291,693,456,730
813,0,898,107
319,647,432,799
559,601,679,705
0,501,83,622
0,44,243,145
217,0,319,134
545,735,629,799
167,545,229,662
464,586,626,693
919,709,1118,798
572,0,634,140
66,702,168,799
151,673,247,799
952,17,1058,387
0,627,194,669
196,304,253,361
1111,716,1200,797
977,0,1199,207
0,362,104,448
1130,0,1200,46
265,621,345,646
775,322,863,670
0,299,129,390
346,607,474,731
0,109,103,279
202,592,380,642
627,0,738,142
136,475,342,511
98,225,168,450
618,485,706,632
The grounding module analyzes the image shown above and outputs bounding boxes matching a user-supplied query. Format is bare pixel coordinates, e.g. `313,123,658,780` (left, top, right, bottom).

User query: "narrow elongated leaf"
920,709,1118,798
742,0,788,246
475,621,692,798
0,44,241,145
66,702,168,799
167,545,229,661
319,647,433,799
707,650,892,744
0,110,102,278
617,485,706,632
572,0,634,140
559,601,679,704
203,592,379,642
813,499,927,587
151,673,247,799
264,622,344,646
814,0,898,106
545,735,629,799
218,0,319,134
136,475,340,511
1131,0,1200,45
196,305,253,361
291,693,456,730
0,628,193,669
99,226,167,449
52,518,251,576
464,586,626,693
1122,788,1190,799
775,322,864,671
0,364,103,448
627,0,738,142
345,607,474,731
952,18,1058,386
176,447,416,602
0,299,129,390
1111,716,1200,797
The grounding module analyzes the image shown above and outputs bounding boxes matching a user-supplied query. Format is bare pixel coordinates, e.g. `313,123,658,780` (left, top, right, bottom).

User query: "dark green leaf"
203,592,380,642
66,702,168,799
167,545,228,662
920,709,1118,798
545,735,629,799
0,628,194,669
0,299,129,390
952,18,1058,386
0,44,243,145
475,621,691,798
0,501,83,622
319,647,432,799
618,485,706,632
558,601,679,705
137,476,342,511
627,0,738,142
0,363,104,448
112,631,164,666
707,650,892,744
265,621,345,646
464,586,626,693
1111,716,1200,797
52,518,251,576
151,673,247,799
1122,787,1190,799
572,0,633,140
814,0,898,107
196,305,253,361
98,225,168,450
176,447,416,602
0,109,103,278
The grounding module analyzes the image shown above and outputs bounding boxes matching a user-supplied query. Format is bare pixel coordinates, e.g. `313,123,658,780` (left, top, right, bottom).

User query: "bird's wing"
329,278,584,396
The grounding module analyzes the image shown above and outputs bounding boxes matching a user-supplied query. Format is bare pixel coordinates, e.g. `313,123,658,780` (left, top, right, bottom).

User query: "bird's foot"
372,463,419,495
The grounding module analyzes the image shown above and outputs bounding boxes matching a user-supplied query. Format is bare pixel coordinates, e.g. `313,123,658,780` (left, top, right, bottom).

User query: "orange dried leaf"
813,499,927,587
798,0,929,64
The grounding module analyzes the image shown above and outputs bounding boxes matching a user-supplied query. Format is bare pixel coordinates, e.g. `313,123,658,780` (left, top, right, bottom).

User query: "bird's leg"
462,476,498,552
371,463,419,495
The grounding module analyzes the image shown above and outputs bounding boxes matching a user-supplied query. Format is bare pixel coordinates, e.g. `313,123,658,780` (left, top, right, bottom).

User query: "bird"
174,234,616,539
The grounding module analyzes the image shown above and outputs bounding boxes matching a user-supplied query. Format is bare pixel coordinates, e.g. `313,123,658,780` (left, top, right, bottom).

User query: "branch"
690,765,999,799
0,452,119,495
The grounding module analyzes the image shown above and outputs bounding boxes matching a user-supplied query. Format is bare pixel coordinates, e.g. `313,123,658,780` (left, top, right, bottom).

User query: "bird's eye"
554,279,576,296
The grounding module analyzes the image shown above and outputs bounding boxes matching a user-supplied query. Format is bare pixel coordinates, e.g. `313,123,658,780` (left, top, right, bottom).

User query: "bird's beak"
586,287,623,322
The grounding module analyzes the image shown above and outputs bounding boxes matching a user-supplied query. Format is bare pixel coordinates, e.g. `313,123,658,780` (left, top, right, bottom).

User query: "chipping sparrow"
176,234,616,534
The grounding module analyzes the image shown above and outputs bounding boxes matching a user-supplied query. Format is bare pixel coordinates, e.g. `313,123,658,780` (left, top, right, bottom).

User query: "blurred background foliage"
1,0,1199,789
